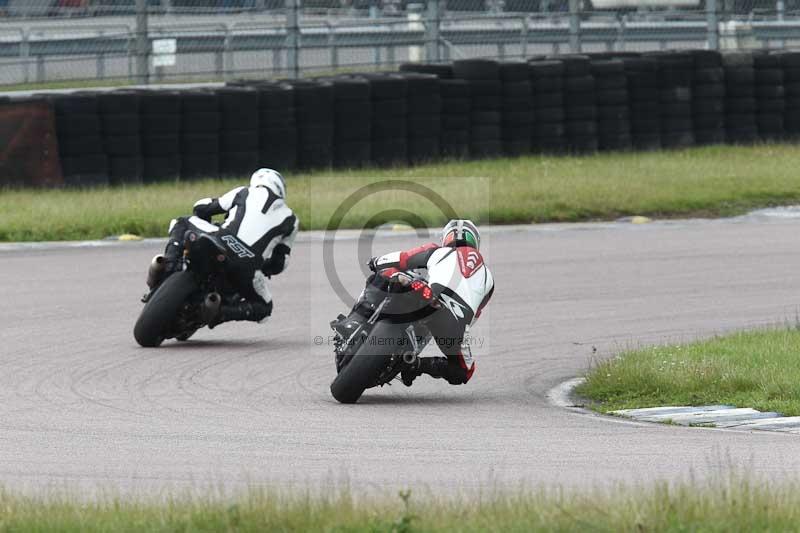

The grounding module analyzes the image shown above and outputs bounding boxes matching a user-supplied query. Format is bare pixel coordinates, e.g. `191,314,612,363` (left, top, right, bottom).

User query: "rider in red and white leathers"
368,219,494,386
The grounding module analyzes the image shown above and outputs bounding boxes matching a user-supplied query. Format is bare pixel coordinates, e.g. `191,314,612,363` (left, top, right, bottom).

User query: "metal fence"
1,0,799,87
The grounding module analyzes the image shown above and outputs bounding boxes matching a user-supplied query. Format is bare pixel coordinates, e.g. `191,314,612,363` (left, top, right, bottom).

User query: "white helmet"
250,168,286,198
442,219,480,249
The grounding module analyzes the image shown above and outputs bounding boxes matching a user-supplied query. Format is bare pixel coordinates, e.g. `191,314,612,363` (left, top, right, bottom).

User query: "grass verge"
577,327,800,416
1,475,799,532
5,143,800,241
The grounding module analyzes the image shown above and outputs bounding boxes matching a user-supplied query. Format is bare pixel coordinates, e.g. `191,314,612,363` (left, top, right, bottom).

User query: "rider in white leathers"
367,219,494,385
146,168,298,326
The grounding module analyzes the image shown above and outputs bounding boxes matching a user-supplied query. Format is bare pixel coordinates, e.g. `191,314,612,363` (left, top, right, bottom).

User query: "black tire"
51,93,98,115
134,270,198,348
102,113,140,135
106,135,141,156
61,154,109,187
660,87,692,103
181,153,220,180
98,91,140,114
442,99,470,114
694,84,724,99
141,113,180,135
330,321,398,404
594,76,627,91
360,74,408,100
756,85,785,99
139,91,182,115
532,76,564,93
182,133,221,155
56,114,101,136
220,151,260,177
181,90,219,113
726,83,755,98
758,99,786,113
564,75,594,93
596,89,628,105
693,68,724,84
725,67,755,85
528,60,565,78
534,92,564,108
756,69,783,85
565,105,597,120
536,107,565,123
722,52,754,68
499,61,529,82
256,84,295,109
399,62,454,79
143,155,180,182
182,112,221,133
143,134,180,156
440,79,470,98
453,59,499,80
109,156,143,185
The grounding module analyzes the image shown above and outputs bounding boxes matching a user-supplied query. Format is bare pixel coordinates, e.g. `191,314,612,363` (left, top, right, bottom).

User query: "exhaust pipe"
402,353,417,365
201,292,222,324
146,255,166,289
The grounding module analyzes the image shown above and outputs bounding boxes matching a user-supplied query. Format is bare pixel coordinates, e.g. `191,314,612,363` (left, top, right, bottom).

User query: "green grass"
2,476,800,532
0,79,137,93
6,143,800,241
577,327,800,416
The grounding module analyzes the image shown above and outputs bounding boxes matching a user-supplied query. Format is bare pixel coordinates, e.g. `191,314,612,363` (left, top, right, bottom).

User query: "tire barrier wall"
8,48,800,188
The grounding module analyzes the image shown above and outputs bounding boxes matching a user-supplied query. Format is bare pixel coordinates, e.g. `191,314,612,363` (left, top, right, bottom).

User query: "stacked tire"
440,78,471,159
529,60,567,153
722,52,758,144
330,77,372,168
218,86,259,177
651,52,694,148
256,83,297,171
363,74,408,166
591,59,631,151
778,51,800,139
140,91,181,182
691,50,726,145
499,61,533,156
180,90,220,180
98,91,142,184
402,73,442,164
622,56,661,150
753,52,785,141
558,56,596,153
453,59,502,158
292,81,335,170
399,62,453,79
52,93,109,186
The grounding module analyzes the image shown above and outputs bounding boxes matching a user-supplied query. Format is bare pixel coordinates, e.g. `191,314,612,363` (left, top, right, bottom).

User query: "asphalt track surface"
3,216,800,496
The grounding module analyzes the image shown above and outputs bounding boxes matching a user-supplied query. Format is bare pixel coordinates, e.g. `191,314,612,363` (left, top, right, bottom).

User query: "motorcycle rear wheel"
330,321,398,404
134,271,198,347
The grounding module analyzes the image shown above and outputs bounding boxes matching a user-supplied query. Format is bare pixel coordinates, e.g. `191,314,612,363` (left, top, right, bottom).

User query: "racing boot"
208,301,272,329
401,356,453,386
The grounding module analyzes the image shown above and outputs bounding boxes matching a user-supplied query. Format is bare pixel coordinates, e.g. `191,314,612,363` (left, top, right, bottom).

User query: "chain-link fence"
0,0,798,86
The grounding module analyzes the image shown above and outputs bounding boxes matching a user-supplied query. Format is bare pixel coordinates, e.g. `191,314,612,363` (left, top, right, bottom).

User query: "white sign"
152,39,177,55
152,38,177,67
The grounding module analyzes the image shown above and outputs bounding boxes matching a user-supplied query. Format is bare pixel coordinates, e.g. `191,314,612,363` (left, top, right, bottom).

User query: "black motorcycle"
133,230,247,347
329,270,441,403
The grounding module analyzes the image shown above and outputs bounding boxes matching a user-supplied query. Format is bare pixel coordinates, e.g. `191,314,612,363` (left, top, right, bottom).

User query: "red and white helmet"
250,168,286,198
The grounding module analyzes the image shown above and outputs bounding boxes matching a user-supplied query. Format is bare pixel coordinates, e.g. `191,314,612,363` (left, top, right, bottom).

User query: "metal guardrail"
1,10,798,86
